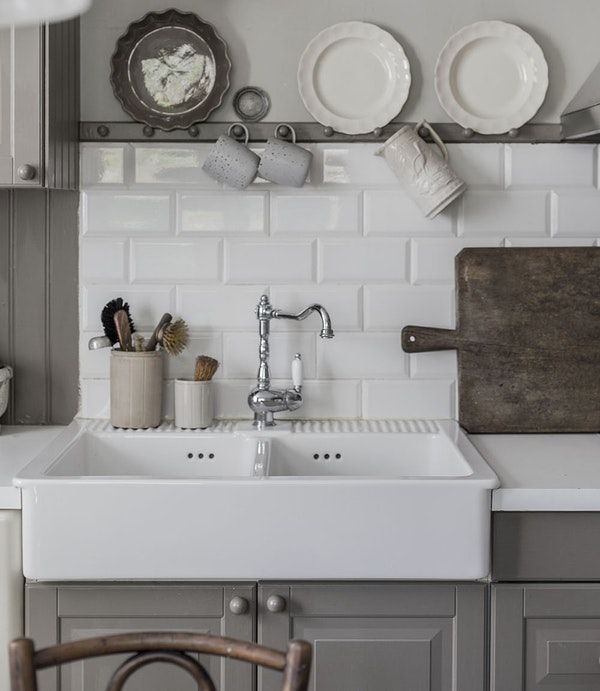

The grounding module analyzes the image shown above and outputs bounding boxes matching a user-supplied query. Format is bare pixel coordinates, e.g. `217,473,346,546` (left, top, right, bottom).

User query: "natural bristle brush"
101,298,135,346
159,319,189,355
194,356,219,381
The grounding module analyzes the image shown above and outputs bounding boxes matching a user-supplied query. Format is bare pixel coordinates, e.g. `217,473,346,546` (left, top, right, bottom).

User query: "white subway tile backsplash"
176,286,262,331
131,240,221,283
271,191,360,234
83,285,175,331
223,332,316,379
319,239,408,282
269,285,362,331
317,333,408,379
80,143,595,420
508,144,595,188
364,285,454,330
178,192,266,234
364,190,455,236
411,238,501,284
225,240,314,284
363,379,455,419
134,145,219,186
460,190,549,236
80,238,127,283
555,192,600,236
80,144,127,186
82,192,171,235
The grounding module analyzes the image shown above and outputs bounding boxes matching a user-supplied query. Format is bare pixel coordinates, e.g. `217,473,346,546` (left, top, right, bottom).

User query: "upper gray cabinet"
0,21,79,189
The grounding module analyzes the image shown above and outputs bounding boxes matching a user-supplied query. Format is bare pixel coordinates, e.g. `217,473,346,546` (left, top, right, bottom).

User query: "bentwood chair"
9,632,312,691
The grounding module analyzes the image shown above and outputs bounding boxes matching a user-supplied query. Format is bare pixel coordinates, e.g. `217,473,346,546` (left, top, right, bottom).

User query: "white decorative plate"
298,21,411,135
435,21,548,134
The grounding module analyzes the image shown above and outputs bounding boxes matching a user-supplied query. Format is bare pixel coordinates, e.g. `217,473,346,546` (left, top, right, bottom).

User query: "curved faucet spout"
272,304,335,339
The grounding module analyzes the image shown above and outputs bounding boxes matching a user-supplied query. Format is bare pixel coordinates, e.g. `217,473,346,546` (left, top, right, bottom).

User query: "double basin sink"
15,419,498,580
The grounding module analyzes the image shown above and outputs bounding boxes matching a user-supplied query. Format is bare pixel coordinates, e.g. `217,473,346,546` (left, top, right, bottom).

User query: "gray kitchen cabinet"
491,584,600,691
258,582,487,691
25,583,256,691
0,21,78,189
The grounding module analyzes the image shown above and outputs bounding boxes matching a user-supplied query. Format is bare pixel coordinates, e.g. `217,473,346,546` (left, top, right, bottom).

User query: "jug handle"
416,121,449,161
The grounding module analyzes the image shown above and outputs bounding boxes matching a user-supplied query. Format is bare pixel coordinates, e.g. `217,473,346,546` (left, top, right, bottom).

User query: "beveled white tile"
178,192,266,234
80,144,127,186
225,240,314,284
82,192,171,235
176,286,263,331
83,285,175,332
410,351,458,379
278,379,361,419
80,238,127,283
271,191,360,234
164,334,223,380
508,144,595,188
79,379,110,418
269,285,362,331
364,190,455,236
80,332,112,378
223,332,316,379
555,192,600,236
131,239,221,283
364,285,454,330
504,237,596,246
446,144,504,187
363,379,455,419
317,333,408,379
460,190,549,236
412,238,501,284
317,143,397,185
212,380,255,418
133,144,219,186
319,239,408,282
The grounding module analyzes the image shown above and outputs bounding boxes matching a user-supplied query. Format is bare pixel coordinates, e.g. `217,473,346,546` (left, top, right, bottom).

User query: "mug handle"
228,123,250,144
274,123,297,144
416,120,449,161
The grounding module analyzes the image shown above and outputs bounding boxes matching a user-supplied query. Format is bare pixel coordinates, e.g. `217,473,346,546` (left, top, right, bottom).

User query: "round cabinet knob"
266,594,286,613
17,164,36,181
229,596,249,615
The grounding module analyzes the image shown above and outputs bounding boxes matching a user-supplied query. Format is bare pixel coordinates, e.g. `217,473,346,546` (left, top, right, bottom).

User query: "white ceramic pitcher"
375,120,466,218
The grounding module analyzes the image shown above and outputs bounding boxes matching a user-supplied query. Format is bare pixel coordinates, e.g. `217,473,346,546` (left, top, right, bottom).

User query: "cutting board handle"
402,326,459,352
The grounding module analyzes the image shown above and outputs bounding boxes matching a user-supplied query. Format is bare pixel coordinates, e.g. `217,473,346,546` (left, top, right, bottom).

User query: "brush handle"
146,313,172,351
114,310,132,351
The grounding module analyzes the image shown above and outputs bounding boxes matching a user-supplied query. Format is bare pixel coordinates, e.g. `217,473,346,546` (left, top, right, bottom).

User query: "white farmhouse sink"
15,419,498,581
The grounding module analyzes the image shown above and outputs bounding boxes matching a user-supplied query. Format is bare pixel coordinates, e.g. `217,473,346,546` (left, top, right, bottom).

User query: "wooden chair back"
9,632,311,691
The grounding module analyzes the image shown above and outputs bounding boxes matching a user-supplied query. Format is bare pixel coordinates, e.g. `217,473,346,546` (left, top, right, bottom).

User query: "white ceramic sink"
16,419,498,581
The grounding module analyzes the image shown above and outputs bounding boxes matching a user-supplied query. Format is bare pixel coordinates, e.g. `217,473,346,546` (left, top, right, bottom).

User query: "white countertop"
470,433,600,511
0,426,63,509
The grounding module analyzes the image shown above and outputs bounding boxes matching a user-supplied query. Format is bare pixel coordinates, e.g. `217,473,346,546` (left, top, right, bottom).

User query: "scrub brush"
158,318,189,355
194,355,219,381
101,298,135,346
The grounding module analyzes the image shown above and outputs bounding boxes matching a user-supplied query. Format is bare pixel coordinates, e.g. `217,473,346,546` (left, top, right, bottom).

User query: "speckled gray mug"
258,124,312,187
202,123,259,189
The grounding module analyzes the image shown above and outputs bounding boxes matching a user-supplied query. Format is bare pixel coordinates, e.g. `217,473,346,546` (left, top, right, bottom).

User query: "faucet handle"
292,353,303,390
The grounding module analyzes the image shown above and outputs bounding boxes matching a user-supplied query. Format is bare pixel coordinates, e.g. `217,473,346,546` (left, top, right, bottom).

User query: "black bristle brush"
101,298,136,345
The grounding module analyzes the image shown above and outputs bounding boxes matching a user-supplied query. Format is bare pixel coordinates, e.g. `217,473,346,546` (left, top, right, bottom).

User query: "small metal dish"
233,86,271,122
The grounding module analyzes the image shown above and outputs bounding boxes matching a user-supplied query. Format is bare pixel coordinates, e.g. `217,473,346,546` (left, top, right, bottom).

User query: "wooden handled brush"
113,310,133,351
146,313,172,351
158,318,189,355
194,356,219,381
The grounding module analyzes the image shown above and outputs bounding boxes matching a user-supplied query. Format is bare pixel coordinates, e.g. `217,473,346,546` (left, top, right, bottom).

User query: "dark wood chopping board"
402,247,600,433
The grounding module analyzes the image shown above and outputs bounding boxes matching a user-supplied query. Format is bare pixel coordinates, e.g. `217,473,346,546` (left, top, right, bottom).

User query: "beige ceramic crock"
110,350,163,429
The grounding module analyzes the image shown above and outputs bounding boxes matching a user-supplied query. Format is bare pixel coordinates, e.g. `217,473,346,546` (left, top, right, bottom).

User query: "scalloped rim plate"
298,21,411,135
435,20,548,135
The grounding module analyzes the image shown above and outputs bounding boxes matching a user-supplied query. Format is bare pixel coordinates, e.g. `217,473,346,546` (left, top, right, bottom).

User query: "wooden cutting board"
402,247,600,433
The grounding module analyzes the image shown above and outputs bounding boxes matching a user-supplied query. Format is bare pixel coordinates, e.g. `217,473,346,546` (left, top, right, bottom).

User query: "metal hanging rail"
79,121,600,144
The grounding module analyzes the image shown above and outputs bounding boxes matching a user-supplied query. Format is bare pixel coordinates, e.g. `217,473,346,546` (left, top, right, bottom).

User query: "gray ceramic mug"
258,124,312,187
202,123,259,189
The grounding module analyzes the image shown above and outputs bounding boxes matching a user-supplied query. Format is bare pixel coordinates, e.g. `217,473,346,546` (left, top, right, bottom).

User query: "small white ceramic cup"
375,120,466,218
202,123,259,189
175,379,214,429
258,124,312,187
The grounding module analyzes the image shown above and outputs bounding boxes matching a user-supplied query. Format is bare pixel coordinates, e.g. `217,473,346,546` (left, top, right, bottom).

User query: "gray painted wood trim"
489,585,525,691
25,584,59,691
493,512,600,581
0,189,78,425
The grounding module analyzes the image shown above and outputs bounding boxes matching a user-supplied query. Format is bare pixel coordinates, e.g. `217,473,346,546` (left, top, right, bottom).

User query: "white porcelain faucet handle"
292,353,303,389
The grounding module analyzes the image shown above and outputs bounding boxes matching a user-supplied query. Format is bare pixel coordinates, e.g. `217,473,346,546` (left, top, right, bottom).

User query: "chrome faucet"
248,295,334,429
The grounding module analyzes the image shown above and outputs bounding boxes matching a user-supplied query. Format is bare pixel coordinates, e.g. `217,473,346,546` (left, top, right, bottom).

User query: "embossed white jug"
375,121,466,218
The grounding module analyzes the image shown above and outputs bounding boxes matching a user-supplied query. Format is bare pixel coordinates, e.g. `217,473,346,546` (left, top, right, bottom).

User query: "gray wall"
82,0,600,123
0,189,79,425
